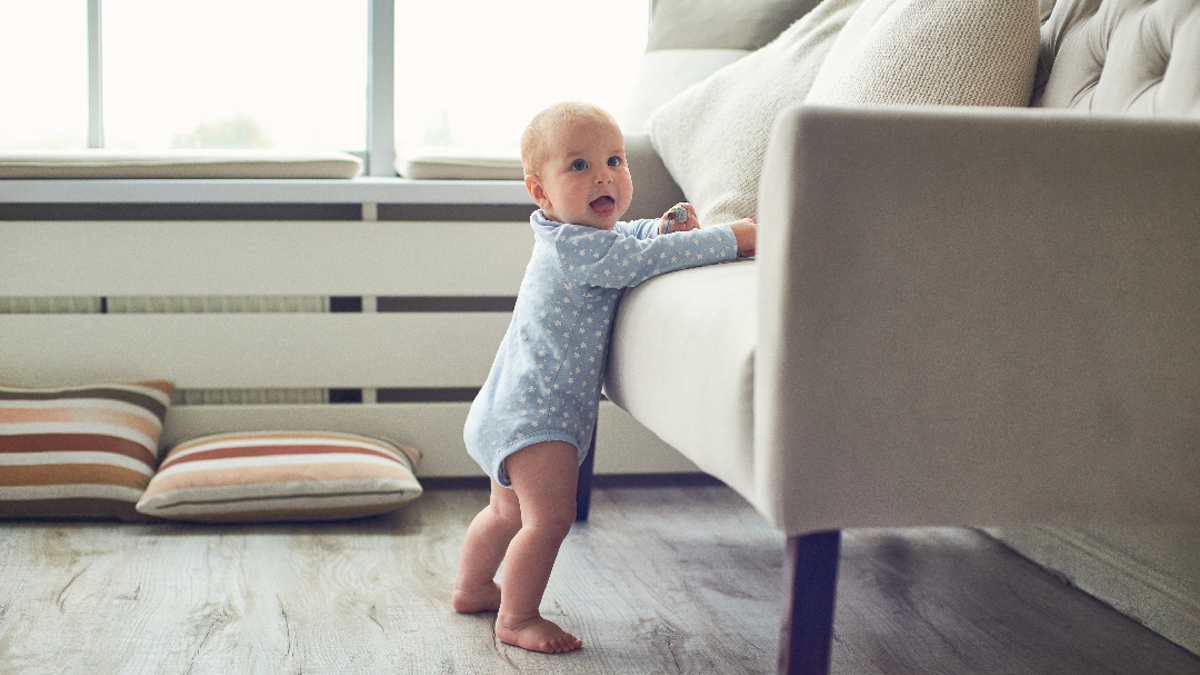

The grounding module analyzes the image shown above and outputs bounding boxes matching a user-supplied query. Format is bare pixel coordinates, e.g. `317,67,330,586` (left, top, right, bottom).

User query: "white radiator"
0,214,695,477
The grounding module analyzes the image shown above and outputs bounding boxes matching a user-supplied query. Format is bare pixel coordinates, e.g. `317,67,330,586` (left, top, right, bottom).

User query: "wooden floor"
1,484,1197,674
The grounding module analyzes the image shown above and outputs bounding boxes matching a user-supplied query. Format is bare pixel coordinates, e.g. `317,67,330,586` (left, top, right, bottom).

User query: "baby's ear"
525,174,550,208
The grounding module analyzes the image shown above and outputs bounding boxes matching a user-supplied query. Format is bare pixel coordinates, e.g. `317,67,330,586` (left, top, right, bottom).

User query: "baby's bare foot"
452,581,502,614
496,615,583,654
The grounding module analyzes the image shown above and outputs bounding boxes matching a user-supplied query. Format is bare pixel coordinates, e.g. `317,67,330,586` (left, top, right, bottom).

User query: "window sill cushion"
0,149,363,179
396,147,524,180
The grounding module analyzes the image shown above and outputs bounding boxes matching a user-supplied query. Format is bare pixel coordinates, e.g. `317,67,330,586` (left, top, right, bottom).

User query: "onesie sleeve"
613,217,662,240
556,224,739,290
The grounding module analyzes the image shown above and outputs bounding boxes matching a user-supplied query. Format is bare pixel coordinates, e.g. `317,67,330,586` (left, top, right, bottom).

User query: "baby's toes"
550,632,583,653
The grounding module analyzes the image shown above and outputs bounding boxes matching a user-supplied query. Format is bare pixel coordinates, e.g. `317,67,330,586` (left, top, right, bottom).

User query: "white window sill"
0,177,530,205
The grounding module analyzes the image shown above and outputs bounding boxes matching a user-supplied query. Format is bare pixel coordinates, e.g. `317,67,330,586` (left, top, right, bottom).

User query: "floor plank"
0,485,1196,674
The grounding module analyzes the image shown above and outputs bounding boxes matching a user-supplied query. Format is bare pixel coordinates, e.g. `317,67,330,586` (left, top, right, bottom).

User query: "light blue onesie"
464,209,739,487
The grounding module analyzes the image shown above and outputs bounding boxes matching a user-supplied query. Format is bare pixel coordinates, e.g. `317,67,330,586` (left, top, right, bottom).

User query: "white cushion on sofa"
605,261,758,500
620,49,751,133
805,0,1040,107
646,0,863,228
0,149,363,179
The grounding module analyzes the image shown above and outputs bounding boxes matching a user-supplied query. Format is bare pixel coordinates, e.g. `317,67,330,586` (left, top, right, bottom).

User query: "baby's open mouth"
590,196,615,216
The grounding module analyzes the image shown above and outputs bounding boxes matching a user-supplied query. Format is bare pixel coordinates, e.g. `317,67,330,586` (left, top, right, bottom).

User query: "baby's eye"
571,159,588,171
607,156,622,167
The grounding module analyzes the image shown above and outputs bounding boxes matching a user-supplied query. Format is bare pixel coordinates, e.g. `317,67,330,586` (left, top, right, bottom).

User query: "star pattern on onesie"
463,210,738,485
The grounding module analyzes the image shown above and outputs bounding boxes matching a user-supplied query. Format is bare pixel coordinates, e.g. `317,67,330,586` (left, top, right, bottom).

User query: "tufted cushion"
805,0,1040,108
1035,0,1200,116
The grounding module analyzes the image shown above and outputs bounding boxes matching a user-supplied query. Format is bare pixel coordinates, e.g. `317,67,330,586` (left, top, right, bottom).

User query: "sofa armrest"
755,105,1200,534
625,133,687,221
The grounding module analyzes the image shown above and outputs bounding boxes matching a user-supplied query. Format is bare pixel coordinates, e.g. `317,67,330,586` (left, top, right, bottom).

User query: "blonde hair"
520,102,620,178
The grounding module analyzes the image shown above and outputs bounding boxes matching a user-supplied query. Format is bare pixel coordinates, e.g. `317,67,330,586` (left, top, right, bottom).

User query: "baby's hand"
660,203,699,234
728,218,756,257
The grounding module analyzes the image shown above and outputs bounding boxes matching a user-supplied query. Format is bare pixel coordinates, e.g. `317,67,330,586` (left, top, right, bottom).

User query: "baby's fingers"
665,203,701,233
679,203,700,231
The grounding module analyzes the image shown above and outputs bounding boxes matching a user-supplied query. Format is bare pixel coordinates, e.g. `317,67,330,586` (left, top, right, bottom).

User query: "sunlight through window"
101,0,367,150
394,0,648,156
0,0,649,164
0,3,88,149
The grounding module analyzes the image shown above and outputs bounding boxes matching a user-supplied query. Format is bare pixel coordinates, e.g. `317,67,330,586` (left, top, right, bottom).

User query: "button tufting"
1035,0,1200,116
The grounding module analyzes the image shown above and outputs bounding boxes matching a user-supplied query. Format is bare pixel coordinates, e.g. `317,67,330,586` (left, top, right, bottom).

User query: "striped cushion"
0,381,174,521
136,431,423,522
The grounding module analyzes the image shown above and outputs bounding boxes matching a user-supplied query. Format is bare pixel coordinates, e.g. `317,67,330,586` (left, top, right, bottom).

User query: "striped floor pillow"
136,431,423,522
0,381,174,521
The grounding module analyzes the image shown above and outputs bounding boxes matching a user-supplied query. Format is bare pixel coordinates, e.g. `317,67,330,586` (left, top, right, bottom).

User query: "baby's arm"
727,218,757,257
561,225,740,289
613,202,700,240
641,203,752,251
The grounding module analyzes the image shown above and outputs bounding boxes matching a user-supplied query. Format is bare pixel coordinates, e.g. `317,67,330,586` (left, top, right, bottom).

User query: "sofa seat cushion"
0,149,363,179
606,260,757,499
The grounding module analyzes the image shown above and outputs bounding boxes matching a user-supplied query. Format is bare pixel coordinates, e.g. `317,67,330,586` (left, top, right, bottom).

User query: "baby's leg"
453,479,521,613
496,441,583,654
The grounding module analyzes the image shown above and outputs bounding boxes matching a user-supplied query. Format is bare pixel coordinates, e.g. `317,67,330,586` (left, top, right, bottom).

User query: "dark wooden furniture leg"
779,530,842,675
574,426,597,521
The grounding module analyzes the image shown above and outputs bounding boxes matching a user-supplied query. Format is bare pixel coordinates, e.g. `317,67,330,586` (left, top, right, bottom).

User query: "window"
0,1,649,174
394,0,648,156
0,3,89,149
101,0,367,152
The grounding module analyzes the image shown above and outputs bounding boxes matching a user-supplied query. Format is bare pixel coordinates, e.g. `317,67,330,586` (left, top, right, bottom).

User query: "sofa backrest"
1034,0,1200,116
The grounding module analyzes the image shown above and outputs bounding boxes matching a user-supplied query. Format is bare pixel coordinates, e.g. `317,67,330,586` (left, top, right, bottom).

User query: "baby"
453,102,756,654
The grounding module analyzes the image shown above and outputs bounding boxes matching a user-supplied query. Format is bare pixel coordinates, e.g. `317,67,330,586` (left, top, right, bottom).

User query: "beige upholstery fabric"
754,105,1200,533
805,0,1040,107
647,0,862,228
0,149,363,179
605,261,758,500
646,0,822,51
1034,0,1200,116
613,0,1200,540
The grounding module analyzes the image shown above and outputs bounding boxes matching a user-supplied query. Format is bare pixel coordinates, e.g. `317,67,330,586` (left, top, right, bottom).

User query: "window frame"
84,0,396,177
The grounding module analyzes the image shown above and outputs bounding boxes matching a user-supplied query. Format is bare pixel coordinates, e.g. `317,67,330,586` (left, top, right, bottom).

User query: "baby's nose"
594,167,613,183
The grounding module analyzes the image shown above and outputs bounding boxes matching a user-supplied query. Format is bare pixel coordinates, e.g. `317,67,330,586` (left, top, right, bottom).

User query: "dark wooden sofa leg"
574,428,597,521
779,530,842,675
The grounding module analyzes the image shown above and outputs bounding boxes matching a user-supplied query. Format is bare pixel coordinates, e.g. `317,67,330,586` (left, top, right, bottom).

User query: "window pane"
102,0,366,151
0,3,88,149
395,0,648,156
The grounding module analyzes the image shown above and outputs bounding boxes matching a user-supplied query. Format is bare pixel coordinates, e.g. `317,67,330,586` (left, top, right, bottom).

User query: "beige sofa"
605,0,1200,672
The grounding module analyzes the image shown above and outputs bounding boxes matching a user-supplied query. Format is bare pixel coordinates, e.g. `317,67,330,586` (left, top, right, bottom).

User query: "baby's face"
528,117,633,230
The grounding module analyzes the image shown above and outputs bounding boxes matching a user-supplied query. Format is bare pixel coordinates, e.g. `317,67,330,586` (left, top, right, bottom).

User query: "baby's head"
521,102,632,230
